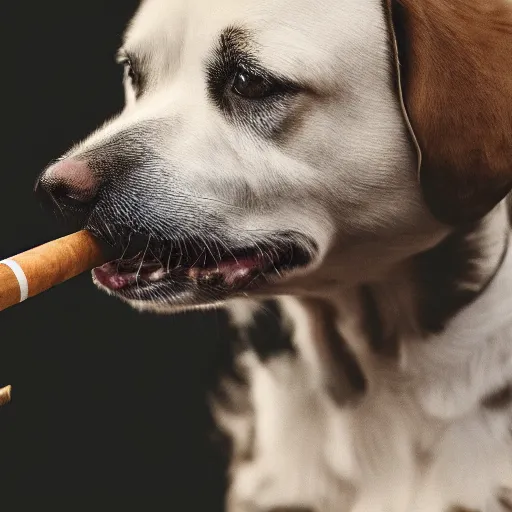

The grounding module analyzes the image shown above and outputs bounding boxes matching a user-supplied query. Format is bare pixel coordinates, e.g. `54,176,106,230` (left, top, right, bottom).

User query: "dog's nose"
36,159,100,221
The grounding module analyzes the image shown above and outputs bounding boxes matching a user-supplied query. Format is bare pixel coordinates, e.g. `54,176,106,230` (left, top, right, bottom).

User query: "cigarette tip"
0,385,12,407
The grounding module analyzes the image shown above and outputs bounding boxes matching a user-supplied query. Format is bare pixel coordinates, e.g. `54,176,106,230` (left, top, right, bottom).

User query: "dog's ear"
386,0,512,224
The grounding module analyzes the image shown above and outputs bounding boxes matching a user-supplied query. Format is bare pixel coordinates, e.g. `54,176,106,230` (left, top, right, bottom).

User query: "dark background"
0,2,227,508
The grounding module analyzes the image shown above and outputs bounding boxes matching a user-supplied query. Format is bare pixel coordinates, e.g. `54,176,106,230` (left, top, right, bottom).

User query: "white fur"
52,0,512,509
225,248,512,511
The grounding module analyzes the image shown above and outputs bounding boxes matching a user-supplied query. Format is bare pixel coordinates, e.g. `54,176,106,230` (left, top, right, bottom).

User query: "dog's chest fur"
213,204,512,512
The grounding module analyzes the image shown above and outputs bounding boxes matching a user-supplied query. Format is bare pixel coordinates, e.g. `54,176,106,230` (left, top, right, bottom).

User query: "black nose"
36,158,100,224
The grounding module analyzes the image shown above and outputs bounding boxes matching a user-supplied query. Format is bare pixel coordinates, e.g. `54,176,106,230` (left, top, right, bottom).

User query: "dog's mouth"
91,232,314,305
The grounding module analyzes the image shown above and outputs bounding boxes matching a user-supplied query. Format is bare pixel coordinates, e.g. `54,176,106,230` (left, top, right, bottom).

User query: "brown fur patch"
360,285,400,358
499,488,512,511
388,0,512,223
414,220,491,333
304,299,367,406
482,384,512,410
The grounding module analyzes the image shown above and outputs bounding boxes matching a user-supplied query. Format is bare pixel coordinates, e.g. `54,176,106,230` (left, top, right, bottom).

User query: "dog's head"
36,0,512,313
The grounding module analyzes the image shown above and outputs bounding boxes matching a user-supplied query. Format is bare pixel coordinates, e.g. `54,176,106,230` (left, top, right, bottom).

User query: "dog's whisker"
200,235,220,269
245,271,264,289
212,234,239,265
117,232,133,272
182,238,190,266
272,262,283,278
166,241,174,273
104,221,116,244
191,248,206,268
175,240,183,269
48,192,66,220
253,241,267,263
135,235,151,287
210,237,223,266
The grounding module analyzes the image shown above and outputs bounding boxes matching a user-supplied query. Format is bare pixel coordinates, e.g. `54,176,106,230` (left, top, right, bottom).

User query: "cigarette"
0,230,105,312
0,385,12,407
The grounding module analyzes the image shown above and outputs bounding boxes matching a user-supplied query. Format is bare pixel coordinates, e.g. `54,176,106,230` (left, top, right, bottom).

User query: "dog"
36,0,512,510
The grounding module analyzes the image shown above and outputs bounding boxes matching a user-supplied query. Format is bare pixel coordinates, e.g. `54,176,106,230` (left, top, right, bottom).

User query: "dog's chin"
90,231,315,313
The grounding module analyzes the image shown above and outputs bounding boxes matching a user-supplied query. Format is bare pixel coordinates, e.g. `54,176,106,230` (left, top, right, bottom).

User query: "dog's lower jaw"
129,299,227,315
90,229,318,311
216,202,512,512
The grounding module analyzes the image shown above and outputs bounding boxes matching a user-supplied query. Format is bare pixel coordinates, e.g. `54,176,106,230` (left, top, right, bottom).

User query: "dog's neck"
303,201,512,412
331,201,510,341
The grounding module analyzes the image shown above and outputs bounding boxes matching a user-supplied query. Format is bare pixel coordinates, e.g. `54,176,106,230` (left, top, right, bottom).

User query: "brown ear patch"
388,0,512,224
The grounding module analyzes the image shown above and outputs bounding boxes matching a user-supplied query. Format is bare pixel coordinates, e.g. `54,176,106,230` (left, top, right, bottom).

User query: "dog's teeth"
200,272,224,287
148,268,167,281
188,267,218,279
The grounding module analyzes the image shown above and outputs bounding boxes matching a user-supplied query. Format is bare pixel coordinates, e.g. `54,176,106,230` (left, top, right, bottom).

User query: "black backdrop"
0,2,227,508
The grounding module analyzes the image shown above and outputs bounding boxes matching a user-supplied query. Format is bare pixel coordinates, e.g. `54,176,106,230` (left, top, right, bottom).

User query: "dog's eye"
232,69,276,99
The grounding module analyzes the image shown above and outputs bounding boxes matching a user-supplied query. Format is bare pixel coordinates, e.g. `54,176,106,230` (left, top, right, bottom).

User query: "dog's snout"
37,159,100,210
38,159,99,203
36,159,101,225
